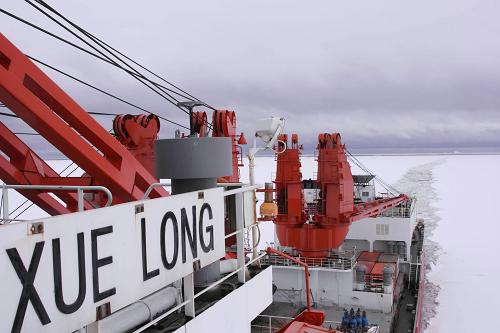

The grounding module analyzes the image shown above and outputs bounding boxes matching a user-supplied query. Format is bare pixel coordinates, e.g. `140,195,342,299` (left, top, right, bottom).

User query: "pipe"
265,247,311,311
97,287,178,333
248,151,259,260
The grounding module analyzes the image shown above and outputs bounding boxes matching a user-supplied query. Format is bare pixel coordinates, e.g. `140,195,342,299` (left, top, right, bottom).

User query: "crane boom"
0,32,167,216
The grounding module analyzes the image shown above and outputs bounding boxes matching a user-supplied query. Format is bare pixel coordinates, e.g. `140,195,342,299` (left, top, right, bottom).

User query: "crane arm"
0,32,167,216
350,194,409,222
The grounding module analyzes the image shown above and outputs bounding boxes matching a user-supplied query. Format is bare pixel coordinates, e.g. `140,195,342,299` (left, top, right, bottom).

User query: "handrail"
1,184,112,223
142,182,171,199
142,182,257,199
223,184,261,197
261,247,357,271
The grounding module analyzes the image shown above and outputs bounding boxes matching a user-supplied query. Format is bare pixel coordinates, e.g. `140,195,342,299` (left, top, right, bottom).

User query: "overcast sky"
2,0,500,156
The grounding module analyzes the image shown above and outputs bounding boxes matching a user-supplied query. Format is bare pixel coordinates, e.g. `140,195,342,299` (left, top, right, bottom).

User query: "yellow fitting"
260,201,278,219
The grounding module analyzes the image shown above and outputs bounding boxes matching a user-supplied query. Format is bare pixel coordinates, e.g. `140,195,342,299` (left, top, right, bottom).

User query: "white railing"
379,198,415,218
260,249,357,270
1,184,112,224
142,182,256,199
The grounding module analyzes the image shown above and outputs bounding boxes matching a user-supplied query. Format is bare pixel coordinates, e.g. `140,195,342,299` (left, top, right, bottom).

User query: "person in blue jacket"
350,315,358,330
341,309,349,330
356,312,362,328
361,311,369,329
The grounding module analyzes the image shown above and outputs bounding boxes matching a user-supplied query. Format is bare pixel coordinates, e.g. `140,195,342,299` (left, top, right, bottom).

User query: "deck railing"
379,198,415,218
260,249,357,270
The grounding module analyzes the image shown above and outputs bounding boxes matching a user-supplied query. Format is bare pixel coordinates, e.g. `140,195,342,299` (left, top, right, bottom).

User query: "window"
376,224,389,235
362,191,370,197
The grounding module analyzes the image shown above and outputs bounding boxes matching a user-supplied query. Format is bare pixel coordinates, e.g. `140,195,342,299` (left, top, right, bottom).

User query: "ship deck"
392,287,418,333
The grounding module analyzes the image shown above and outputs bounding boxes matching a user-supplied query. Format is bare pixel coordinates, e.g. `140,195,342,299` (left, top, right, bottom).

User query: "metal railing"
260,249,357,270
1,184,112,224
379,199,415,218
142,182,256,199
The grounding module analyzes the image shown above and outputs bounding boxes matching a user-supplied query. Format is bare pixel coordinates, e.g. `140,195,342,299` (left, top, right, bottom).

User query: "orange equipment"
274,133,408,257
211,110,245,183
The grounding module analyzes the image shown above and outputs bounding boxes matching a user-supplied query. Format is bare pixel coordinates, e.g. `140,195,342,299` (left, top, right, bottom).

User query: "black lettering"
91,226,116,302
6,242,51,333
181,206,197,263
141,218,159,281
52,233,86,314
161,211,178,269
199,203,214,252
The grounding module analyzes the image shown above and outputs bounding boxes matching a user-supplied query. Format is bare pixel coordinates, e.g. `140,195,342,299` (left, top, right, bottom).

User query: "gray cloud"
2,0,500,156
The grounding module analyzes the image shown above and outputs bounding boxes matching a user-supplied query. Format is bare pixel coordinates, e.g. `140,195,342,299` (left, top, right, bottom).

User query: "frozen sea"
4,154,500,332
240,154,500,332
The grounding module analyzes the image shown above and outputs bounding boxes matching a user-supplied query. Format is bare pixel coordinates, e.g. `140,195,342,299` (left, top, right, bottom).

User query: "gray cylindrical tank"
155,136,232,193
155,137,232,285
383,265,394,294
355,264,366,291
387,241,395,254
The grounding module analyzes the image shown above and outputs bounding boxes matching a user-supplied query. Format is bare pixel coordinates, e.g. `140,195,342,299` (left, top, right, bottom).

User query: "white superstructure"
266,178,417,314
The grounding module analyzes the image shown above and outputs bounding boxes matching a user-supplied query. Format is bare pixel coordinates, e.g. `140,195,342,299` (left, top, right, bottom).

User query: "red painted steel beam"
0,121,95,214
0,153,70,216
0,33,167,205
350,194,409,221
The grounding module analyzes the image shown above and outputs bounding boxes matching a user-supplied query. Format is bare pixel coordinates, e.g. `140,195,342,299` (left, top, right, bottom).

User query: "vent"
376,224,389,235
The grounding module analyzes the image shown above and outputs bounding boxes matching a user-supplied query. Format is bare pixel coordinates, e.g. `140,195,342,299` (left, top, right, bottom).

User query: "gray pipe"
97,287,179,333
355,264,366,291
383,265,394,294
387,241,394,254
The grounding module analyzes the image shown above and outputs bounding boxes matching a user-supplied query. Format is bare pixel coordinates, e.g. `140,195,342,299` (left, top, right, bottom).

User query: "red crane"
0,32,168,216
0,32,246,220
274,133,408,257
